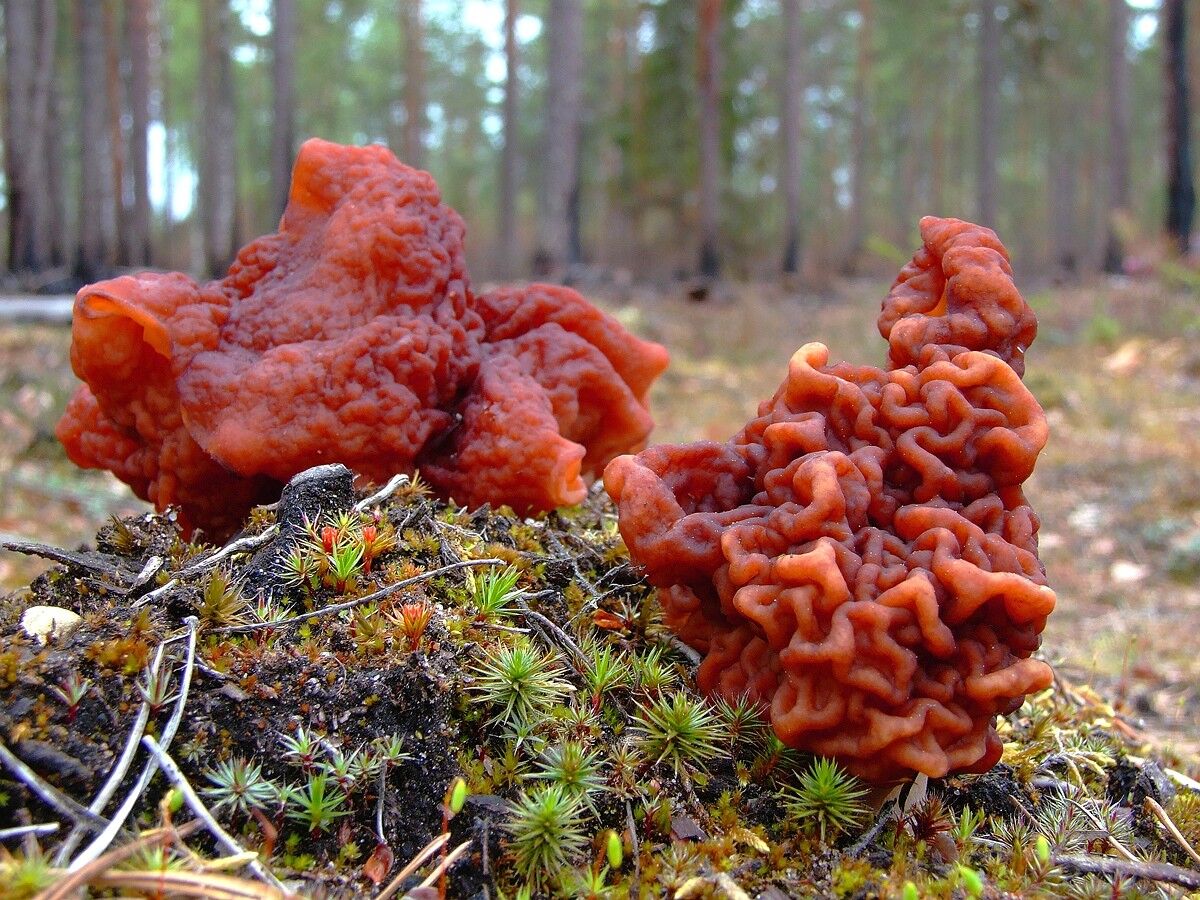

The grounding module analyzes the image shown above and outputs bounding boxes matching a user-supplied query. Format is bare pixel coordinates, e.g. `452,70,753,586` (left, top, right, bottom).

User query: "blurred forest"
1,0,1197,287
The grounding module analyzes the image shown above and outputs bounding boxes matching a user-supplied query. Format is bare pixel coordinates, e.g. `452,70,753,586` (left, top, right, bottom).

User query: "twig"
373,832,450,900
626,800,640,900
375,760,387,845
208,558,504,635
0,740,107,830
848,806,896,858
1051,853,1200,890
1145,796,1200,867
85,868,285,899
41,819,204,900
55,643,166,865
415,839,472,890
124,555,164,594
0,822,58,840
0,537,130,582
664,635,702,666
353,473,410,513
69,617,199,871
141,735,289,894
137,526,282,608
515,593,588,670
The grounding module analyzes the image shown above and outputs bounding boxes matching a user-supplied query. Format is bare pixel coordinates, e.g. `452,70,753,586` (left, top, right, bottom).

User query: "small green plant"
202,756,278,815
136,662,178,716
468,565,525,621
279,725,322,772
582,644,628,710
714,693,769,750
470,639,572,727
373,733,410,767
0,844,56,899
278,546,319,593
528,740,607,809
630,690,723,779
325,539,364,594
780,756,869,844
358,519,398,573
350,603,387,653
504,784,589,888
50,671,93,724
198,568,250,625
631,645,678,695
285,773,349,833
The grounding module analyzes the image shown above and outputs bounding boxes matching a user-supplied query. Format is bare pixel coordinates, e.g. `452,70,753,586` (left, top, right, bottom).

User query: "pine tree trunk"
1164,0,1194,255
271,0,297,219
200,0,238,277
4,0,58,275
1103,0,1131,272
104,0,128,264
498,0,520,277
127,0,153,265
780,0,803,276
536,0,584,277
977,0,999,228
78,0,115,281
402,0,426,169
697,0,722,279
843,0,871,274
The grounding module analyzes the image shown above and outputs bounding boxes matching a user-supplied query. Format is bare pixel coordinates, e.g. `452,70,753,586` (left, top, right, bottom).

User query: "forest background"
2,0,1196,286
1,1,1200,754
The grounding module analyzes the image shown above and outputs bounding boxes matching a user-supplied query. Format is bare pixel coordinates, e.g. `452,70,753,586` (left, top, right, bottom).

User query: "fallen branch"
373,832,450,900
516,592,588,670
137,526,283,608
85,869,285,900
0,537,131,582
0,822,58,840
70,617,199,871
208,558,504,636
55,643,166,865
0,740,107,830
353,473,411,513
1145,796,1200,867
1051,853,1200,890
141,735,289,894
41,819,203,900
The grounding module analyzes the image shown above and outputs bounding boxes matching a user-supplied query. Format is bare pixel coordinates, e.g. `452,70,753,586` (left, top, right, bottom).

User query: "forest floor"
2,276,1200,762
0,276,1199,897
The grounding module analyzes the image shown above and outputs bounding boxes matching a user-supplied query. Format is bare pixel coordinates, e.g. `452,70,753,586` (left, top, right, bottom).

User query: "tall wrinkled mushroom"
605,217,1055,782
57,140,669,538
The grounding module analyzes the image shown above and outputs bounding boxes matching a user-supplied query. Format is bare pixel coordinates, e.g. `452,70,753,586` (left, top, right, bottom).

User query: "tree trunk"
1102,0,1131,272
977,0,1000,228
401,0,426,169
78,0,115,281
104,0,128,264
4,0,58,274
697,0,722,279
536,0,584,277
127,0,153,265
271,0,297,219
498,0,520,277
780,0,804,276
843,0,871,274
200,0,238,277
1164,0,1194,255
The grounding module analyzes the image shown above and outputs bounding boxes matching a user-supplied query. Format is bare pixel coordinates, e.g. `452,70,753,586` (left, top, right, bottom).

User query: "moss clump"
0,476,1198,898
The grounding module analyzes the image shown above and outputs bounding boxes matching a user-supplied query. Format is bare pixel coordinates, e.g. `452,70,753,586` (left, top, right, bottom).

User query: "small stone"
20,606,82,645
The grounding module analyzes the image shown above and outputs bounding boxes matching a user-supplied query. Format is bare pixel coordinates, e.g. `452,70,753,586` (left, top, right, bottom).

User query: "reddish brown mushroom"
605,217,1055,782
57,139,668,538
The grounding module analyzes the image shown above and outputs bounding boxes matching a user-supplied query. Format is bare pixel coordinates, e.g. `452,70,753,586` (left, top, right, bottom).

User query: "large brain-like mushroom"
57,139,668,538
604,217,1055,781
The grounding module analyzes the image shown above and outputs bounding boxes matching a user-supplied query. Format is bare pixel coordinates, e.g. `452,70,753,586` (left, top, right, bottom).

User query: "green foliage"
528,740,607,809
285,773,349,833
470,638,572,727
0,844,55,899
198,568,249,625
780,757,869,844
202,756,278,815
504,784,589,889
467,564,525,621
631,689,723,779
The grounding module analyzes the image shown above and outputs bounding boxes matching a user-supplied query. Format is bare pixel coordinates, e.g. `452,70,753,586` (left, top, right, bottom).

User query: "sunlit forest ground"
2,277,1198,757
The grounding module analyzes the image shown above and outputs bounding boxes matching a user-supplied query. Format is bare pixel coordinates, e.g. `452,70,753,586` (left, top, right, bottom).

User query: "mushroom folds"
605,217,1055,781
57,139,668,538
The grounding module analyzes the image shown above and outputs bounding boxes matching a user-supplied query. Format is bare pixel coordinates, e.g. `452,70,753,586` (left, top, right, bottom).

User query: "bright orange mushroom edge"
57,139,669,539
604,217,1055,782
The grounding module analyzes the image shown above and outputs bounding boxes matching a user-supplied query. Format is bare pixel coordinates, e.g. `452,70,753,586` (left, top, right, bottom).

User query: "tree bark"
536,0,584,277
1164,0,1194,255
780,0,804,276
401,0,426,169
104,0,128,264
977,0,999,228
127,0,153,265
843,0,871,274
498,0,520,277
78,0,116,280
271,0,297,219
200,0,238,277
4,0,58,274
697,0,722,279
1102,0,1131,272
